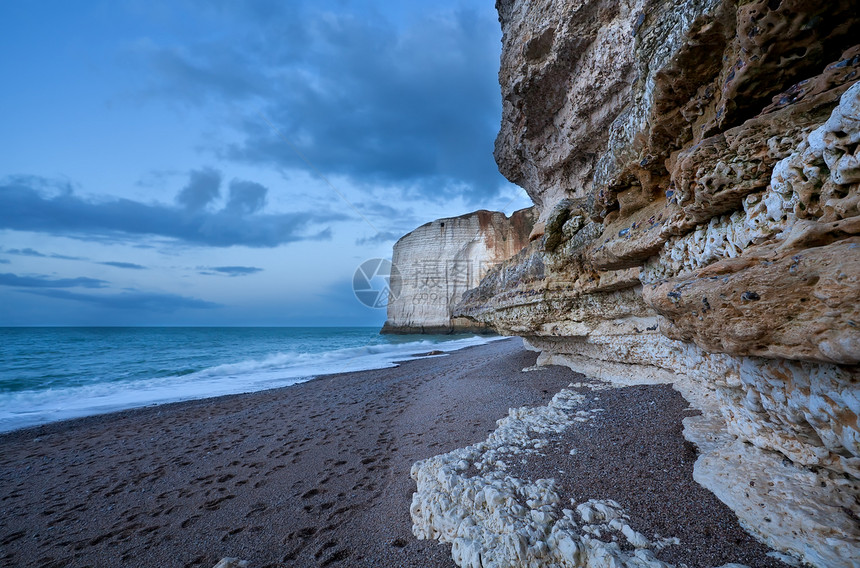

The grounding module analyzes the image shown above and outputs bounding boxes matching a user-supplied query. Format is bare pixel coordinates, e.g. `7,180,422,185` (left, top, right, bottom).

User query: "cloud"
355,231,401,246
99,261,147,270
0,272,108,288
225,180,267,215
3,247,85,260
357,201,413,219
22,289,220,312
0,259,10,264
132,4,506,201
5,247,46,257
198,265,263,276
0,174,346,247
176,167,221,210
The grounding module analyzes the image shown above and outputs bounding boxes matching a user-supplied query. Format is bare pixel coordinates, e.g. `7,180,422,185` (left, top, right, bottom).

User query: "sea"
0,327,503,434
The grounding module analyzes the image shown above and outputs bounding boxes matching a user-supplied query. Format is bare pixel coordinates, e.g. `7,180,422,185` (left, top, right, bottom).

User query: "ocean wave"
0,334,504,433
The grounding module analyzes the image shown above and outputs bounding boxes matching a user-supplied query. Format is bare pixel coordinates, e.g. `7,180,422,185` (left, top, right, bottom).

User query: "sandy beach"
0,339,786,568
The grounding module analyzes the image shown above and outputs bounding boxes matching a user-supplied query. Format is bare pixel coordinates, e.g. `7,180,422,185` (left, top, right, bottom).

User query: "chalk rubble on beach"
409,385,729,568
211,558,249,568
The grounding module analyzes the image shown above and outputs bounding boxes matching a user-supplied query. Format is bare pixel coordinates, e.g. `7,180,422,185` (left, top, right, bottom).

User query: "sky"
0,0,531,326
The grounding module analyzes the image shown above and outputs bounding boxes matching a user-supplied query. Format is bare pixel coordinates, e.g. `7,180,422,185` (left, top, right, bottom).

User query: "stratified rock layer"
382,208,534,334
411,1,860,566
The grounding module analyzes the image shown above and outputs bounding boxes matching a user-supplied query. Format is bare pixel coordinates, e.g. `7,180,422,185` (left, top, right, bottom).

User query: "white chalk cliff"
410,0,860,566
382,209,534,334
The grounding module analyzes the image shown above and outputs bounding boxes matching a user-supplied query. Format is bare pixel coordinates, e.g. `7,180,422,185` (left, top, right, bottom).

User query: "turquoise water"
0,327,501,433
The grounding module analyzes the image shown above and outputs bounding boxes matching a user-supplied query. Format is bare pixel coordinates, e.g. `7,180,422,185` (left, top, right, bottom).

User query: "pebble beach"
1,339,787,567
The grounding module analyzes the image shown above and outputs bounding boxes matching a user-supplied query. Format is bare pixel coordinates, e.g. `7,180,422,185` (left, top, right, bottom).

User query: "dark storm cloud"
198,266,263,277
0,175,345,247
99,261,148,270
22,289,220,312
0,273,108,288
134,4,505,201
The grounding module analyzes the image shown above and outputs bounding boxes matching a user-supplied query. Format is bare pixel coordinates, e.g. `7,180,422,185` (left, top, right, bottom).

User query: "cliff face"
448,0,859,565
382,208,535,334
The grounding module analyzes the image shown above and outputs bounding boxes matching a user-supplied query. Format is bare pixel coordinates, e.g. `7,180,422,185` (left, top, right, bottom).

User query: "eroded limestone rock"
435,1,860,566
643,237,860,364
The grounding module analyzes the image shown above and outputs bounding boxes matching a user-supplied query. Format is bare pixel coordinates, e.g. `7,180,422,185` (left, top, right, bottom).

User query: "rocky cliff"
382,208,535,334
414,0,859,566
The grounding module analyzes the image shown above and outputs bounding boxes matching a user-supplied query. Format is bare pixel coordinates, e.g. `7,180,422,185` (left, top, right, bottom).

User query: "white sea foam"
0,334,506,433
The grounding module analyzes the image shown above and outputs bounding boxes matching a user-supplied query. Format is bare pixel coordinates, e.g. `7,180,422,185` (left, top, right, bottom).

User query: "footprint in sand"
314,540,337,559
202,494,235,511
245,502,268,518
296,526,317,538
220,527,244,542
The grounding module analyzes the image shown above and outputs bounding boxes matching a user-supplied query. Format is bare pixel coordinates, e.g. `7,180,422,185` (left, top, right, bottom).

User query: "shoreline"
1,338,558,567
0,332,505,436
0,340,494,441
1,339,788,567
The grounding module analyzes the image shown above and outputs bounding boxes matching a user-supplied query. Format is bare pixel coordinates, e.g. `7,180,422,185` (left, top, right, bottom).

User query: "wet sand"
0,338,785,567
